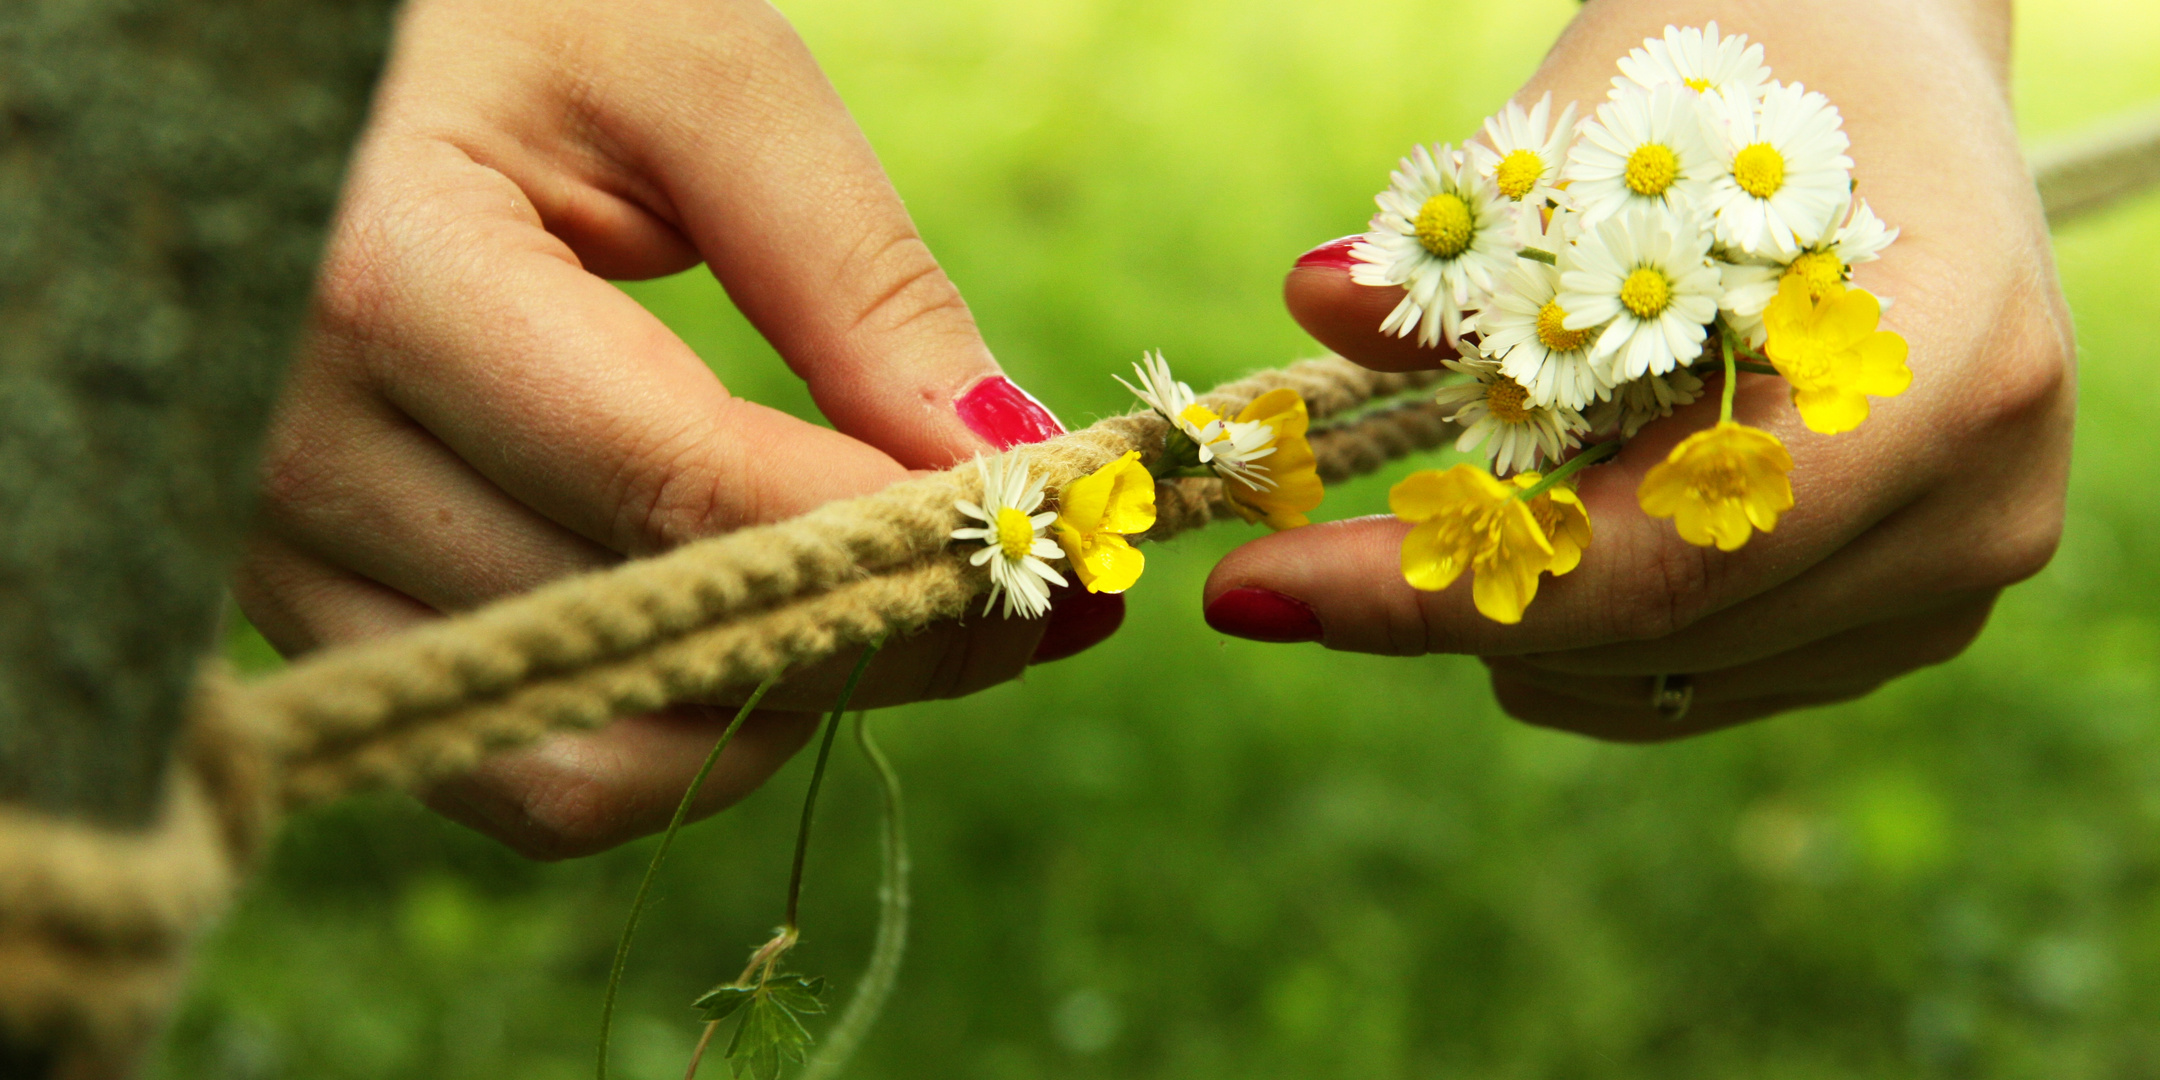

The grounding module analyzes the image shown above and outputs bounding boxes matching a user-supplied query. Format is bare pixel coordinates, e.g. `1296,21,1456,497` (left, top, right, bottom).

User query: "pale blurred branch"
2034,106,2160,226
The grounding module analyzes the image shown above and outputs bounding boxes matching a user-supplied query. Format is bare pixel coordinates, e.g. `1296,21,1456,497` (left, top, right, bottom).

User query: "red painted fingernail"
1292,235,1363,272
1204,586,1323,643
956,375,1065,449
1032,584,1125,664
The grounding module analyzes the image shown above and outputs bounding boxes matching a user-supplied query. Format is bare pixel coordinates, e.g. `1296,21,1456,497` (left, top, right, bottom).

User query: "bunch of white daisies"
1352,21,1897,476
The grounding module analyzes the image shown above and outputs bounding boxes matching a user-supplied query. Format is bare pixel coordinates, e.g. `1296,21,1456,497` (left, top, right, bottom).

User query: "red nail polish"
956,375,1065,450
1292,235,1363,272
1204,586,1323,643
1031,584,1125,664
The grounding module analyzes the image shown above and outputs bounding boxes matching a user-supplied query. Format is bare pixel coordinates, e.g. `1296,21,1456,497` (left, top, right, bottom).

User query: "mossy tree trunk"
0,0,395,1072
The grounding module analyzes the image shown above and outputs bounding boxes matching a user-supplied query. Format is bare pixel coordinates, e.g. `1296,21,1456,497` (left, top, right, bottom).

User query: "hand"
1202,0,2071,740
233,0,1121,859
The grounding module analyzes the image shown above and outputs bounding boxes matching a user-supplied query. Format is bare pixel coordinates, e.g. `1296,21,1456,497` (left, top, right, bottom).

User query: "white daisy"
1702,82,1853,259
1612,21,1770,101
1350,143,1516,348
1563,84,1721,229
1114,351,1277,489
1585,369,1707,439
1556,204,1723,381
1472,256,1612,411
1432,360,1588,475
1469,93,1578,245
1720,196,1899,345
951,455,1065,619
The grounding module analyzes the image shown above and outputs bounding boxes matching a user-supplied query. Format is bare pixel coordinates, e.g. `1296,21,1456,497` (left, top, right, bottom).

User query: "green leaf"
693,984,756,1023
719,973,825,1080
763,974,826,1016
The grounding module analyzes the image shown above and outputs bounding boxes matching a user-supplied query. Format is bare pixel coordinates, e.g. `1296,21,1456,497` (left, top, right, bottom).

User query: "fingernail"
1032,584,1125,664
1204,586,1323,643
956,375,1065,449
1292,235,1363,272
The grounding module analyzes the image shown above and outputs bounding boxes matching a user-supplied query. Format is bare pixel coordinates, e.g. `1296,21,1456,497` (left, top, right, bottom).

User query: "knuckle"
1607,539,1718,644
842,232,973,342
508,774,623,862
309,207,400,357
611,420,744,552
1961,503,2064,590
918,627,992,702
1404,594,1454,656
1958,276,2075,436
254,424,337,526
1913,599,1999,670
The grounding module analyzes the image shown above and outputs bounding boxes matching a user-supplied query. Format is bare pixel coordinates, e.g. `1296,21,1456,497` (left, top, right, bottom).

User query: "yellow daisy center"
1733,142,1786,199
1683,77,1713,93
1535,300,1597,352
1785,251,1846,300
1485,377,1533,423
1414,192,1475,258
994,506,1035,560
1494,149,1545,200
1620,267,1674,319
1624,144,1680,196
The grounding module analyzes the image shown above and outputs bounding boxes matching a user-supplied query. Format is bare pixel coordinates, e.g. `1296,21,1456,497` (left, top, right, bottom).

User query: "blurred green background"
156,0,2160,1076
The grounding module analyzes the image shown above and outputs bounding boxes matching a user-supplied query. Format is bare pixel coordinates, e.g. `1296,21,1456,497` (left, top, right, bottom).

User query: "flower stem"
785,638,883,929
1514,441,1621,503
800,711,910,1080
1720,332,1739,424
597,672,784,1080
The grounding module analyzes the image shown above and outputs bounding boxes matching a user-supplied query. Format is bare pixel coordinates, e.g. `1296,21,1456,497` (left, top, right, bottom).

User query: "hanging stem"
1514,440,1621,503
786,639,883,928
597,672,784,1080
1720,332,1739,424
684,641,884,1080
800,711,911,1080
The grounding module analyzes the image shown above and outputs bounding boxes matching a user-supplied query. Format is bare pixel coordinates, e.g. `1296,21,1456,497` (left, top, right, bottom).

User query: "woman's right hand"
233,0,1119,859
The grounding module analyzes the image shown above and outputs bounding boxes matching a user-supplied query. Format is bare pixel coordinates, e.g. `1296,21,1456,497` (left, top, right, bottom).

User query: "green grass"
156,0,2160,1076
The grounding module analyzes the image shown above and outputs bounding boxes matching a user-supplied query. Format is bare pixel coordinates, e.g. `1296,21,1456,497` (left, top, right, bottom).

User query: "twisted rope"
266,361,1449,804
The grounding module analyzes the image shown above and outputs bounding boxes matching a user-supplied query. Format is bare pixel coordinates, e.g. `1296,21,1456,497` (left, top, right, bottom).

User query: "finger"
1486,594,1994,713
1285,237,1463,373
234,535,825,860
317,140,919,557
386,0,1049,472
1511,330,2068,679
1510,475,2047,678
232,533,438,655
421,704,821,862
591,1,1049,469
254,375,618,614
1204,360,1971,658
1489,677,1860,744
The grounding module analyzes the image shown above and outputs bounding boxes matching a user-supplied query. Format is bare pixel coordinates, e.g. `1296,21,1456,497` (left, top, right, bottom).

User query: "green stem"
1720,332,1739,424
1148,427,1203,479
1513,441,1621,503
800,711,911,1080
1734,360,1778,376
784,639,884,929
598,672,784,1080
